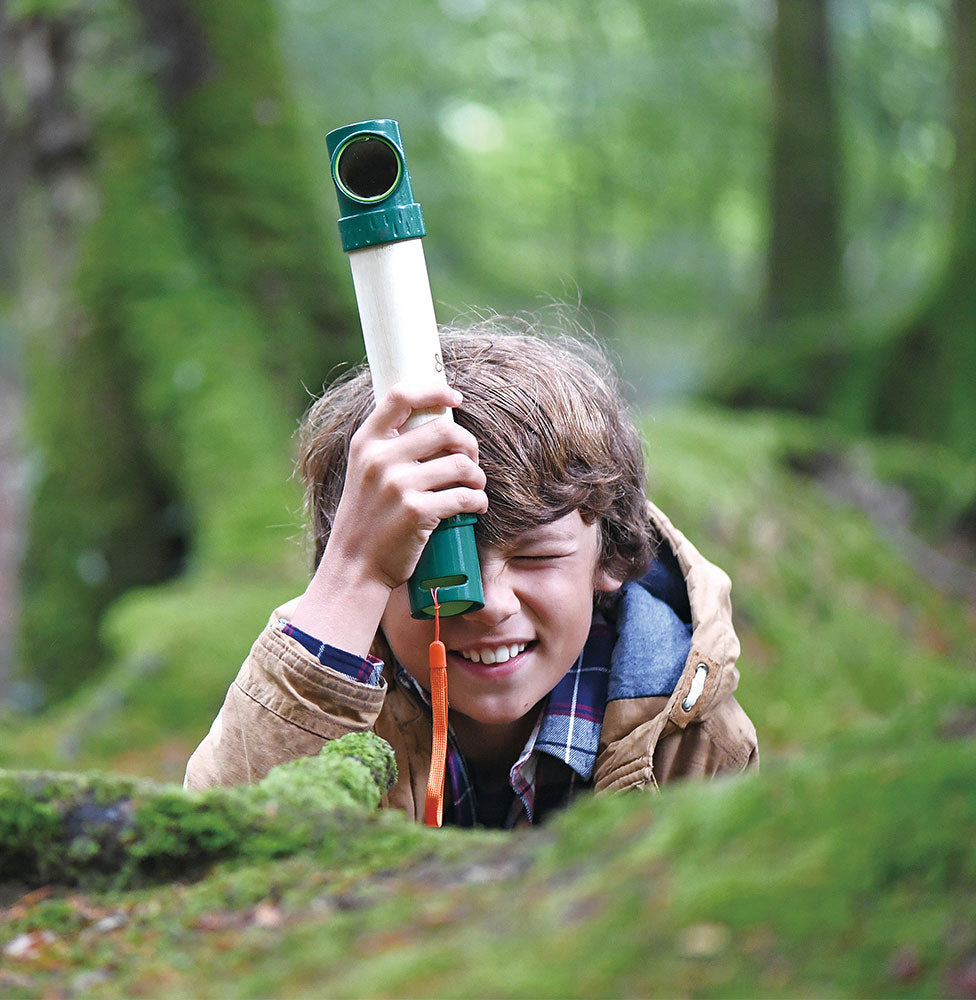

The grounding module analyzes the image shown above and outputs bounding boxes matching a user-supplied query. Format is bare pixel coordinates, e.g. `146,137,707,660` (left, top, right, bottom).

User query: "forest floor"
1,404,974,999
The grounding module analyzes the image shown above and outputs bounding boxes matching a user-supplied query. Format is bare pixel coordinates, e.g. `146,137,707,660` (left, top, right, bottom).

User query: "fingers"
350,417,481,490
389,451,487,506
326,381,486,592
368,449,486,520
397,412,480,464
428,486,490,521
367,381,464,438
353,382,479,461
345,379,486,516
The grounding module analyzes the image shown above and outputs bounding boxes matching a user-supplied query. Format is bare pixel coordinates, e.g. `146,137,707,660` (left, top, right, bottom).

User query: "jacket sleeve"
183,611,387,790
651,693,758,783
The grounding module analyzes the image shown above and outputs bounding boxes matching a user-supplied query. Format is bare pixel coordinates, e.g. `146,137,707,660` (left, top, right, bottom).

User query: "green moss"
252,731,398,815
0,732,397,889
15,0,357,706
3,406,974,997
169,0,356,394
639,405,975,756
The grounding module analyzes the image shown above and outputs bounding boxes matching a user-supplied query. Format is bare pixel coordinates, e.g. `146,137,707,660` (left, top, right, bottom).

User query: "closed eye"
513,552,573,563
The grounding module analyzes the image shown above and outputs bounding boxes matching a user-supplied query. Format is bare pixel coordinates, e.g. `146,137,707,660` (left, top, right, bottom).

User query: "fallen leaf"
888,945,922,984
678,923,731,959
3,929,57,961
251,901,284,929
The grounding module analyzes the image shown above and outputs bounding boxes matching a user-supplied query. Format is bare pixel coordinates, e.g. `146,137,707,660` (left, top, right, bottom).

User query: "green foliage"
279,0,953,397
282,0,772,336
0,569,307,777
834,0,953,309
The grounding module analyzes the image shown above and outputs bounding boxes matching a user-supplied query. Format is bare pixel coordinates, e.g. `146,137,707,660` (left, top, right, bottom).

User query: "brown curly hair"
299,317,656,586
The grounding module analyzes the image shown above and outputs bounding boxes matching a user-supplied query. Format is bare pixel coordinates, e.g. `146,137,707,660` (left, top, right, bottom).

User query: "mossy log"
0,732,396,890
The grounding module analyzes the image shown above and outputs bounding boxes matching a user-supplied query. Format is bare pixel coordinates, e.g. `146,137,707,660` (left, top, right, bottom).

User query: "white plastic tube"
347,239,450,432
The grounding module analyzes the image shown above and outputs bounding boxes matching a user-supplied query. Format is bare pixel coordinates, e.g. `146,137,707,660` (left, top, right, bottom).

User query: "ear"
594,567,624,594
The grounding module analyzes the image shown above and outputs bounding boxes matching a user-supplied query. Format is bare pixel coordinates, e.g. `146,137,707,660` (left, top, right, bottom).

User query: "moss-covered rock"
0,732,396,889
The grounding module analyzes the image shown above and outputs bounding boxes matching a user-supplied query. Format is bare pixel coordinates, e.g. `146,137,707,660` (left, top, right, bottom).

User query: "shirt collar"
394,611,615,826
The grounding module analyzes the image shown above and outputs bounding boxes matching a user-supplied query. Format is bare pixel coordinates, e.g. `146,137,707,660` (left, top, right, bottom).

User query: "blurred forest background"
1,1,976,995
0,0,973,759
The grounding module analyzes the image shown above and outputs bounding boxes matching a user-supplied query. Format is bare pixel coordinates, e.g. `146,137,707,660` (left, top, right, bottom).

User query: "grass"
1,404,974,997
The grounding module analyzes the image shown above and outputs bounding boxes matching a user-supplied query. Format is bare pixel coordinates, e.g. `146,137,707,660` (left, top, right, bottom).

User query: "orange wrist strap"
424,589,448,827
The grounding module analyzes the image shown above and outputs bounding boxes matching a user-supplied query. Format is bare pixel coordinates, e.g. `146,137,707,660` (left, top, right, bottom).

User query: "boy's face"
380,510,622,730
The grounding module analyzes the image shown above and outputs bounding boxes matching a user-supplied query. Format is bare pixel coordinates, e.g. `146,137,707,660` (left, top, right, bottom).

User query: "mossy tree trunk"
866,0,976,458
0,0,23,295
8,0,356,705
1,0,24,700
720,0,845,413
766,0,843,325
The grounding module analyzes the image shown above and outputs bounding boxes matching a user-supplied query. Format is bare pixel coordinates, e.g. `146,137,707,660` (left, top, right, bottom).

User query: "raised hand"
288,381,487,657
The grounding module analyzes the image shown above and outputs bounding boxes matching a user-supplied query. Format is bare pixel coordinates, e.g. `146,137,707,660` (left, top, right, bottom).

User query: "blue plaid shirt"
280,617,616,828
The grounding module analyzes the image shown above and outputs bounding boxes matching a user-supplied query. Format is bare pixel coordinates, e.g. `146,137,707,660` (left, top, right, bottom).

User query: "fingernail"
451,389,463,405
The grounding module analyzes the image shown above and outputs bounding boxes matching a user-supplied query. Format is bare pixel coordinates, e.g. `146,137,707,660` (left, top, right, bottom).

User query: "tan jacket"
184,502,758,820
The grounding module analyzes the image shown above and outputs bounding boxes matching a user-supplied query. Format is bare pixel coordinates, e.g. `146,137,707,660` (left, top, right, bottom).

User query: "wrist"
289,551,394,659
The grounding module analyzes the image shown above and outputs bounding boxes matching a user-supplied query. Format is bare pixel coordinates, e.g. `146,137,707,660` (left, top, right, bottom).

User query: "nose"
466,559,520,627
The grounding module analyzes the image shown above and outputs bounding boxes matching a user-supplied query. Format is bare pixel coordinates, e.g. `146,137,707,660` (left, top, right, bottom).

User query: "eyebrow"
511,526,577,547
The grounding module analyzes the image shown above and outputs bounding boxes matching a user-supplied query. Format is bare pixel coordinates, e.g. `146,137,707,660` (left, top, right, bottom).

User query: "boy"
184,322,758,827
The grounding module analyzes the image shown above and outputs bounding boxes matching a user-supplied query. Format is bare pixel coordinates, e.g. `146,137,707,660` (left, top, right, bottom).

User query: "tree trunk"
766,0,843,325
717,0,845,413
132,0,357,401
9,0,356,704
7,11,169,705
0,0,24,700
0,0,23,293
870,0,976,457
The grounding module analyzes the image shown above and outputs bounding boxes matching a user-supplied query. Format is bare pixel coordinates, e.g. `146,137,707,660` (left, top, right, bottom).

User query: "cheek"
527,578,594,661
563,608,594,658
380,589,430,672
380,585,419,641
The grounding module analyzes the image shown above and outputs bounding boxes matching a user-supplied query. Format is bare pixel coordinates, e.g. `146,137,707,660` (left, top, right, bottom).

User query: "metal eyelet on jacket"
681,663,708,712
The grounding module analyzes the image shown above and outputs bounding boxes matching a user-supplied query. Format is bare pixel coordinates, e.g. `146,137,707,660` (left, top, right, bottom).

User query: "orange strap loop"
424,589,449,827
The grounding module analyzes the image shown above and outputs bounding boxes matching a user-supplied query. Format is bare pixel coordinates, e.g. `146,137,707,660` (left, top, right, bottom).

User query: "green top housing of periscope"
326,119,427,253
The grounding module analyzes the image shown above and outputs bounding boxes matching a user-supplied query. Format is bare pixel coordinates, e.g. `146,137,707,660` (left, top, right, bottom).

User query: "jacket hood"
606,501,742,727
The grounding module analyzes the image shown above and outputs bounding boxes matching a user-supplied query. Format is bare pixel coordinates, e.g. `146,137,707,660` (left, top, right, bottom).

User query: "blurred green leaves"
281,0,951,398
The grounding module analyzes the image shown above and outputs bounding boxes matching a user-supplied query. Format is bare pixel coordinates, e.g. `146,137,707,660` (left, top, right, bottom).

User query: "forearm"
184,610,387,790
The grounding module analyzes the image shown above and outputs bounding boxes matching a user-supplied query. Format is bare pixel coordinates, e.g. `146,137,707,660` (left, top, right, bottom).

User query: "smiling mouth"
455,641,531,665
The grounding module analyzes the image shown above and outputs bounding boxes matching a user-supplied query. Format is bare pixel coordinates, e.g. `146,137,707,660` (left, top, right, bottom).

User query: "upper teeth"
459,642,527,665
